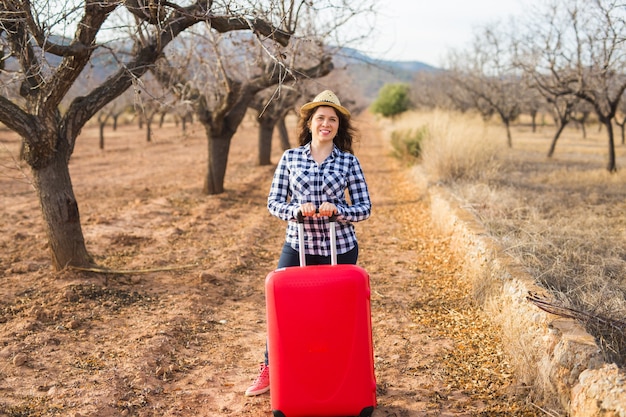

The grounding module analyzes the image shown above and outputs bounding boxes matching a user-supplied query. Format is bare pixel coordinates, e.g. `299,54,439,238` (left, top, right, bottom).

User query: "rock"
13,352,28,367
199,271,218,284
571,364,626,417
64,288,79,302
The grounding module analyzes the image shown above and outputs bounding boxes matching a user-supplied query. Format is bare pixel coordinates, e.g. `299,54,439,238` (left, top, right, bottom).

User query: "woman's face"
309,106,339,144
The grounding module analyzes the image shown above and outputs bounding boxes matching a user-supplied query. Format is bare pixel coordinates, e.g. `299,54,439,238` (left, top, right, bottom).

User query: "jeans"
277,242,359,268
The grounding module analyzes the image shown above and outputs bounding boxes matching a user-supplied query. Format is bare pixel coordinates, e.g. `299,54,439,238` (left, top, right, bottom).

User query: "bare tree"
251,86,301,165
571,100,594,139
519,83,547,133
445,22,524,147
151,34,333,194
519,0,626,172
172,102,195,134
149,0,376,194
0,0,291,269
516,38,582,158
133,74,176,142
414,70,481,114
96,90,135,148
411,71,455,111
615,91,626,145
546,94,579,157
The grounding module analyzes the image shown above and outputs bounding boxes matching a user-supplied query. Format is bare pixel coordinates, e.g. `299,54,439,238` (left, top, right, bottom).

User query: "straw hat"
300,90,351,119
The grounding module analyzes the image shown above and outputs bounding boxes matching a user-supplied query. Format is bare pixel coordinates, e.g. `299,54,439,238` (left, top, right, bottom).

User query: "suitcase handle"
296,209,338,266
296,209,338,223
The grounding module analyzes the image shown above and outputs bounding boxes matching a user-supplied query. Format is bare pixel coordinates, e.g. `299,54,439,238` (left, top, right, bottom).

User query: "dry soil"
0,113,540,416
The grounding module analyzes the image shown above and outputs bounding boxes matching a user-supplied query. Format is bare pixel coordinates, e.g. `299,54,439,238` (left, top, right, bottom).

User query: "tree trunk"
32,148,91,269
199,90,258,195
145,113,155,142
580,112,589,139
258,117,275,166
203,127,231,195
547,121,567,158
146,120,152,142
99,122,106,149
277,116,290,150
604,120,617,172
505,120,512,148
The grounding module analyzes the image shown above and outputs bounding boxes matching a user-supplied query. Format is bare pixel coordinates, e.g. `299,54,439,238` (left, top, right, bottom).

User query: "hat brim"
300,102,351,119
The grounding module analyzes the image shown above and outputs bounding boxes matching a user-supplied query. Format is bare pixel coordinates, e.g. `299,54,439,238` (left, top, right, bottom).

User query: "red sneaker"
245,364,270,396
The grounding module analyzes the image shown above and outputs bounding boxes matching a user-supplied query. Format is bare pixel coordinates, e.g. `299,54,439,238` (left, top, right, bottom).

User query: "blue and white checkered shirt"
268,143,371,256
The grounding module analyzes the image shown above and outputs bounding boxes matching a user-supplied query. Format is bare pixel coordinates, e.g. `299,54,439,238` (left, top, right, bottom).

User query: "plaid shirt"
268,143,371,256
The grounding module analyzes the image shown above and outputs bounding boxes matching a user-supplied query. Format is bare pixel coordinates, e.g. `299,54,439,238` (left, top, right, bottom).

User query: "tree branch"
123,0,291,46
209,16,291,47
0,95,36,138
0,1,44,99
42,0,118,112
23,2,91,57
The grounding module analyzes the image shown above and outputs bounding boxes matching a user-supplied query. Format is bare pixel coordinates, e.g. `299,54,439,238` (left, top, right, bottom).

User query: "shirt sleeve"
336,154,371,222
267,151,299,221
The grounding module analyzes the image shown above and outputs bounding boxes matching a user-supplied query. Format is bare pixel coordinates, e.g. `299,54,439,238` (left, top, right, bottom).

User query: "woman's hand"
316,202,338,217
299,202,317,217
299,202,337,217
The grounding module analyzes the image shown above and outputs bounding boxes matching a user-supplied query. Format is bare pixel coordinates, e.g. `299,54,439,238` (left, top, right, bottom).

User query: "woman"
245,90,372,396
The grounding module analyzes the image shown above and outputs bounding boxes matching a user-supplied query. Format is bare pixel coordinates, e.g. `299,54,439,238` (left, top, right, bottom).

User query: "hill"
335,47,438,100
12,36,436,112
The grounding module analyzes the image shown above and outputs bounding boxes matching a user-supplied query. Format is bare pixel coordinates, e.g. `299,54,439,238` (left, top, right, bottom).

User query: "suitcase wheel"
272,406,373,417
359,406,375,417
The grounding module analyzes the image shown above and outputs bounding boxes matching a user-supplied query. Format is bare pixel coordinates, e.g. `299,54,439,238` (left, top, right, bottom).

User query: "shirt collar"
303,142,339,161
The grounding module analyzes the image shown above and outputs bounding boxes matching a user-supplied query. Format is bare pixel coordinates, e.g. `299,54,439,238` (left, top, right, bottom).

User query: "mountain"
334,48,438,100
18,35,435,108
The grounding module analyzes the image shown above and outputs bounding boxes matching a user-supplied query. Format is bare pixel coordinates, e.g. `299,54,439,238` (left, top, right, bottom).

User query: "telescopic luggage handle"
296,210,338,267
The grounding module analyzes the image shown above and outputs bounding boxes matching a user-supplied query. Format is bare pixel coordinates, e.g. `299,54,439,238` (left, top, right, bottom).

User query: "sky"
355,0,527,67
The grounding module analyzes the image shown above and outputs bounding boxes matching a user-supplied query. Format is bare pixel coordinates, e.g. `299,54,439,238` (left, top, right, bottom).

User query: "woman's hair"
297,105,357,154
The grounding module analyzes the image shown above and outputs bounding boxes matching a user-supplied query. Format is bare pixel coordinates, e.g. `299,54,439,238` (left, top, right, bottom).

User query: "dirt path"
352,115,535,416
0,114,537,416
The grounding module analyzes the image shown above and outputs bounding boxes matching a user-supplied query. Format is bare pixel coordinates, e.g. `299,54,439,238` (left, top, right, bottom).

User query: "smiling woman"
307,106,341,163
245,89,372,396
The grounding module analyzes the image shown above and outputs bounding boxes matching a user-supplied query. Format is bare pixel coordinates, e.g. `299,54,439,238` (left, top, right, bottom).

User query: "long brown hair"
297,105,357,154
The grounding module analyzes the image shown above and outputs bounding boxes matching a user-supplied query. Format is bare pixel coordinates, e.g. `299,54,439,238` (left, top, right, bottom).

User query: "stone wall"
427,184,626,417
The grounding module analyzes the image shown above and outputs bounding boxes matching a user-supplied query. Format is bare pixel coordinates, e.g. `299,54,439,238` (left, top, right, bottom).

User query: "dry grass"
392,109,626,369
394,109,503,182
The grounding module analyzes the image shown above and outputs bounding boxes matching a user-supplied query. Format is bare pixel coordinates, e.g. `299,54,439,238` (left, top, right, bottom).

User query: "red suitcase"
265,214,377,417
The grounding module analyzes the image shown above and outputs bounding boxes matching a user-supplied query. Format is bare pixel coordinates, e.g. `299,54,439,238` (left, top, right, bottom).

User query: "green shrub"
390,126,428,163
371,83,412,118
